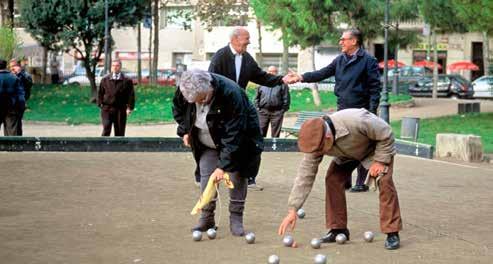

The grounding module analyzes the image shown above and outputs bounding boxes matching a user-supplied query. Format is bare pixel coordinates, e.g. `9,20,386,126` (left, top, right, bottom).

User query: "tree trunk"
7,0,14,29
392,23,399,94
148,0,153,80
483,31,490,76
432,29,438,99
281,28,289,75
151,0,159,84
256,19,263,66
137,23,142,83
310,46,321,106
41,46,48,84
83,57,97,103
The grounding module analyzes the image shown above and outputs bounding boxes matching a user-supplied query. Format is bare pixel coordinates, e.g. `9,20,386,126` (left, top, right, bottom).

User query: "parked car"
472,76,493,99
289,76,335,91
129,69,176,86
383,66,432,93
408,74,474,99
63,66,105,86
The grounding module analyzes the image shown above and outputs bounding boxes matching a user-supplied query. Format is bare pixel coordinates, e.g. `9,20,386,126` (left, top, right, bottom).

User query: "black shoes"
385,232,400,250
349,184,369,192
320,228,350,243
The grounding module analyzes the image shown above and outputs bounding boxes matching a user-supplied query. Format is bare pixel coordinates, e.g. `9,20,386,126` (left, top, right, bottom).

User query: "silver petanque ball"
363,231,374,242
314,254,327,264
282,235,294,247
297,208,306,219
192,230,202,241
206,228,217,240
268,254,280,264
310,238,322,249
335,233,347,244
245,232,256,244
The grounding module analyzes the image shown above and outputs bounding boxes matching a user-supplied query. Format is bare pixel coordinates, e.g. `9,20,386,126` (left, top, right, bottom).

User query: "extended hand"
282,70,302,84
211,168,225,183
278,209,297,236
369,161,387,177
126,108,132,115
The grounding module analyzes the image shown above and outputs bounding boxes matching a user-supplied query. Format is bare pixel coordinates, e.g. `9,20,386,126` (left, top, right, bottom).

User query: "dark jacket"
208,45,283,89
16,70,33,101
255,83,290,112
172,73,263,173
98,73,135,110
302,49,381,113
0,70,25,110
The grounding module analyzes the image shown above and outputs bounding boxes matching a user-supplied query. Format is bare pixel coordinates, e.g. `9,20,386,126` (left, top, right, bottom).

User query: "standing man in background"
10,60,33,135
97,60,135,137
255,65,290,138
283,29,381,192
0,59,24,136
208,27,286,190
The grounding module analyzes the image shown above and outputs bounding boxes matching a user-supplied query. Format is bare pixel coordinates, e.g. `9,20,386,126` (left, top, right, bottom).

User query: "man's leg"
350,164,369,192
4,110,20,136
258,109,270,137
114,108,127,136
192,148,218,232
229,169,248,236
101,109,113,136
270,110,284,138
246,153,263,191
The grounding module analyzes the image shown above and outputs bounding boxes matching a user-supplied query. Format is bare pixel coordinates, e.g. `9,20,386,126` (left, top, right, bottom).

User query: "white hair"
229,27,247,40
179,70,213,103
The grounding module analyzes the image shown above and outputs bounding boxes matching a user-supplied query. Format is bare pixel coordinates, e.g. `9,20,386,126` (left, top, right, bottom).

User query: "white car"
288,77,335,91
472,76,493,99
63,67,105,86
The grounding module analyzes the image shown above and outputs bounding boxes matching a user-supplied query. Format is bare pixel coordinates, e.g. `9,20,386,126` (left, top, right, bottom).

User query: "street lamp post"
103,0,109,74
379,0,390,123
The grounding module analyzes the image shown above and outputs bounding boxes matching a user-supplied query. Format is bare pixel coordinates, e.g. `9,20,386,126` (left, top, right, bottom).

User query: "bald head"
267,66,278,75
229,27,250,54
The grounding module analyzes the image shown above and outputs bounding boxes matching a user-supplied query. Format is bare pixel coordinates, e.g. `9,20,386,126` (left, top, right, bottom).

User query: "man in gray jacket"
278,108,402,250
255,66,290,138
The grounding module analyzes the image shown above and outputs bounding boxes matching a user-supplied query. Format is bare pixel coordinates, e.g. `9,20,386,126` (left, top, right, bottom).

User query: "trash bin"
401,117,420,141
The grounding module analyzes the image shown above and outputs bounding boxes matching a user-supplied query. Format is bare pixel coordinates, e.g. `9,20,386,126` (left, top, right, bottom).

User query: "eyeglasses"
339,37,353,42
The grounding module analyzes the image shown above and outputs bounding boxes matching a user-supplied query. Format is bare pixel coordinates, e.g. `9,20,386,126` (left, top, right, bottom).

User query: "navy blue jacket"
172,73,263,174
209,45,283,89
0,70,25,110
302,49,381,113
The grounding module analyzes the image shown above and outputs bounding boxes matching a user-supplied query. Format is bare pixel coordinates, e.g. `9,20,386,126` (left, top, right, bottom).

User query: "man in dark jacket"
10,60,33,135
0,59,25,136
209,27,285,189
283,29,381,192
255,66,290,138
173,70,263,236
97,60,135,136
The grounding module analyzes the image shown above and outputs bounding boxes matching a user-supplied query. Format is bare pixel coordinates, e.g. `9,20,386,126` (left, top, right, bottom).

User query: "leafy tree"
453,0,493,75
0,25,21,61
20,0,147,101
194,0,249,31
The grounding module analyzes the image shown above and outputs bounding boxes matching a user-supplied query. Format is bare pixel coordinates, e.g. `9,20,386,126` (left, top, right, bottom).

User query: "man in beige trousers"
278,108,403,250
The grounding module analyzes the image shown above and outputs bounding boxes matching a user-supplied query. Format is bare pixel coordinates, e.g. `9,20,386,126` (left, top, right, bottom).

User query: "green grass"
24,84,412,125
391,113,493,153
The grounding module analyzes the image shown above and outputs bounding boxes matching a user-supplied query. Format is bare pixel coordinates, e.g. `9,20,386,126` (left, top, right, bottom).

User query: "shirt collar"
229,44,241,56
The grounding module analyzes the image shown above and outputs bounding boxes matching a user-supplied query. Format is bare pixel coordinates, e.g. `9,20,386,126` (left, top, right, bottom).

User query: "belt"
323,116,336,137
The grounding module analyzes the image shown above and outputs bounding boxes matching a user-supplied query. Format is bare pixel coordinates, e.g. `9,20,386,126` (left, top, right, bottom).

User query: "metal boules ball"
310,238,322,249
268,254,280,264
282,235,294,247
192,230,202,241
245,232,256,244
206,228,217,240
314,254,327,264
335,233,347,244
297,208,306,219
364,231,374,242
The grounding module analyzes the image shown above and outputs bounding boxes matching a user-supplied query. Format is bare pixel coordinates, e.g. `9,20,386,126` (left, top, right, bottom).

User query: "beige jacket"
287,108,396,210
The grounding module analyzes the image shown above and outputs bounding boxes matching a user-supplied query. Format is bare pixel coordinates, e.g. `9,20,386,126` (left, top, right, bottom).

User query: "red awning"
413,60,442,70
448,61,479,72
378,59,406,69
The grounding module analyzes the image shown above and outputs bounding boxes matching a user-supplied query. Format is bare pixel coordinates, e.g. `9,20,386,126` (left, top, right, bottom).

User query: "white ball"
310,238,321,249
364,231,374,242
314,254,327,264
268,254,280,264
192,230,202,241
283,235,294,247
297,208,306,219
206,228,216,240
335,233,347,244
245,232,256,244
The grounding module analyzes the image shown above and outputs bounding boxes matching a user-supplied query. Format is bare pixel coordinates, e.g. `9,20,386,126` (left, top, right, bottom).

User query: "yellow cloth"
191,173,234,215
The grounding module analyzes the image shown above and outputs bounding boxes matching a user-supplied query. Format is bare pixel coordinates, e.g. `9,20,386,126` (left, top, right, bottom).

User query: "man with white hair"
172,70,263,236
209,26,286,190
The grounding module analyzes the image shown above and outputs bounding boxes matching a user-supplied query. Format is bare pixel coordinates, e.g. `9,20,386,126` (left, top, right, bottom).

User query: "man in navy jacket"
284,29,381,192
0,59,25,136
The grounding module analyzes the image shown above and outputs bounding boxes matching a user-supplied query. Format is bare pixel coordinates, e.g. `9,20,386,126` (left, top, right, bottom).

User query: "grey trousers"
258,109,284,138
199,148,247,213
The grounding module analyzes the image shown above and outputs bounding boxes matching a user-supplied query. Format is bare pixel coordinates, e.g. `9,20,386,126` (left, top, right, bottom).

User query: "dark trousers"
1,108,21,136
325,159,402,233
101,107,127,136
258,109,284,138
